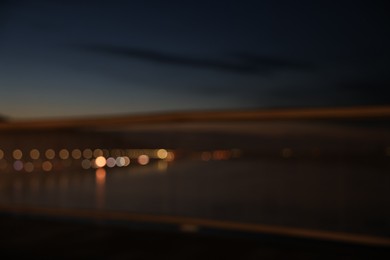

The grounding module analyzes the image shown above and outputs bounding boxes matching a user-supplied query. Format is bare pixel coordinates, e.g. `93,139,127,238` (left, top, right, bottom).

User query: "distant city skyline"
0,0,389,119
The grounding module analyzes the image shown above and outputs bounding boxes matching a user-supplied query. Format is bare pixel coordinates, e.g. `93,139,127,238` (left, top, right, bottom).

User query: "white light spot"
106,157,116,168
116,157,126,167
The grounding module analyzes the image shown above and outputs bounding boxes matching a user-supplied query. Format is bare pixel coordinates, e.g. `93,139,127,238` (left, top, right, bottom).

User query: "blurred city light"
30,149,40,160
138,155,149,165
45,149,55,160
59,149,70,160
95,156,107,168
13,149,23,160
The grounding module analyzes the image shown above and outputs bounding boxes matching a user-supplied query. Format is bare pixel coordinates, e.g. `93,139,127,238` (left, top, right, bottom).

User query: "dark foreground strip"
0,204,389,248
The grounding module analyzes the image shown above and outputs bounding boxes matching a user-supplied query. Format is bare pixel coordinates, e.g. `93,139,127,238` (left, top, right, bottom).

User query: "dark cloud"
75,44,314,75
264,78,390,108
232,52,314,71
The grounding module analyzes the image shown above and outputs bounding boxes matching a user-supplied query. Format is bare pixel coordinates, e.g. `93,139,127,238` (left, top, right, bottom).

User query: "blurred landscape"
1,0,390,258
0,107,389,258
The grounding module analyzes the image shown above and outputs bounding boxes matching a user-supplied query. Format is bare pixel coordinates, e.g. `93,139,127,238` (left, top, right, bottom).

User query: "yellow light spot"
157,149,168,159
30,149,40,160
13,149,23,160
83,149,93,159
0,149,4,159
95,156,107,168
93,149,103,158
42,161,53,172
59,149,69,159
71,149,82,159
138,155,149,165
45,149,55,159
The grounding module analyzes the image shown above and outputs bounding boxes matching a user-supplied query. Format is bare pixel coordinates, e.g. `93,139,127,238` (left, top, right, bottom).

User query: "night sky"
0,0,389,119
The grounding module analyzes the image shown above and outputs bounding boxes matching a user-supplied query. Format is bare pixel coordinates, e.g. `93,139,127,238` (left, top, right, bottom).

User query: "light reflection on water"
0,157,389,238
95,168,106,209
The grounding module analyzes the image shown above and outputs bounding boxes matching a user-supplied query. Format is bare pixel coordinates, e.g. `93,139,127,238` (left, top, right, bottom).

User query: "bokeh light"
106,157,116,168
95,156,107,168
30,149,40,160
13,149,23,160
59,149,69,159
157,149,168,159
123,156,130,166
138,155,149,165
72,149,82,159
116,157,126,167
24,162,34,173
83,149,93,159
81,159,92,169
42,161,53,172
45,149,55,159
13,160,23,171
93,149,103,158
166,152,175,162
